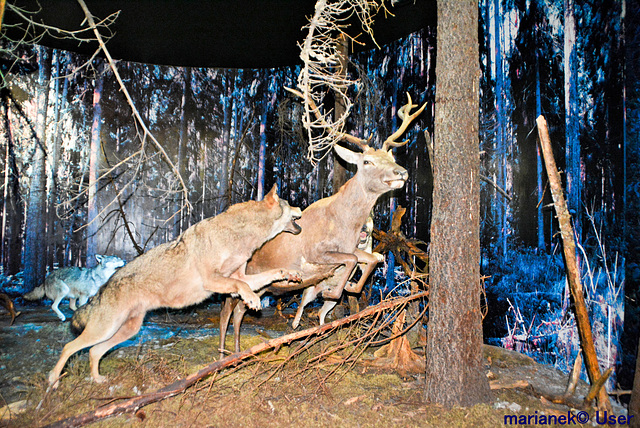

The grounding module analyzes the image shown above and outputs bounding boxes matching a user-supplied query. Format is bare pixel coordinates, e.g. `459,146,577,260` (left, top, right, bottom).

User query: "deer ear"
264,184,279,207
334,145,360,165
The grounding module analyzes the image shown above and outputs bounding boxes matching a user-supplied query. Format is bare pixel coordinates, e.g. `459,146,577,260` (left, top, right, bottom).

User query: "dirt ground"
0,299,629,427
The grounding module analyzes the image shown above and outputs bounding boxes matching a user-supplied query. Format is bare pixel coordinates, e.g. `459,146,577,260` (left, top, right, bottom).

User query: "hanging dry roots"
366,310,423,377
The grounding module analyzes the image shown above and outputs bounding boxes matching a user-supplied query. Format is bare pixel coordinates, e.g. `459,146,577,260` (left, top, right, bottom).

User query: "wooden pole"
536,115,612,412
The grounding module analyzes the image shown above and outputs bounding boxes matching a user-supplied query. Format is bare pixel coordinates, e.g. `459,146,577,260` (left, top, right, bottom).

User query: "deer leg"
318,300,338,325
344,248,382,294
309,251,358,300
219,297,238,358
292,285,321,329
232,301,248,353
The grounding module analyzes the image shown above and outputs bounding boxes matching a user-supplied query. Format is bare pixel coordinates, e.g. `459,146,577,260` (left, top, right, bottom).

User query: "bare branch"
75,0,192,216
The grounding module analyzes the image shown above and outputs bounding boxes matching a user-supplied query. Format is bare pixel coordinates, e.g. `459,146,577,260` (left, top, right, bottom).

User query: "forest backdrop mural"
0,0,636,402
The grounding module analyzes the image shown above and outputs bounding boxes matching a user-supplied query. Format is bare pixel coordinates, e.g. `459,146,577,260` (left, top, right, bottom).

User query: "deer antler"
285,87,370,151
382,93,427,151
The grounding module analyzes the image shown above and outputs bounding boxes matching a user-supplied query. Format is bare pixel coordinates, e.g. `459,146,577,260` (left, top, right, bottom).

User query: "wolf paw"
242,292,262,311
48,372,61,390
281,270,302,283
93,374,107,384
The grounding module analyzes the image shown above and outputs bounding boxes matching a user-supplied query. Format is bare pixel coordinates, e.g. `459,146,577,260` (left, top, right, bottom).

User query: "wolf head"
95,254,126,276
263,184,302,240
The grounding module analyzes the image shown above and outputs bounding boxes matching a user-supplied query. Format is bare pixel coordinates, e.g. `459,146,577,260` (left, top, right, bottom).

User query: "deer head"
332,93,426,195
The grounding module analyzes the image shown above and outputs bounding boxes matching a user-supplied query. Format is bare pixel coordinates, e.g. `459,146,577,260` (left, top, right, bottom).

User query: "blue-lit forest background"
1,0,637,395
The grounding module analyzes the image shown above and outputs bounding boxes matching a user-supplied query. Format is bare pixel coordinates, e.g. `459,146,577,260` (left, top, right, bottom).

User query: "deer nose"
395,168,408,179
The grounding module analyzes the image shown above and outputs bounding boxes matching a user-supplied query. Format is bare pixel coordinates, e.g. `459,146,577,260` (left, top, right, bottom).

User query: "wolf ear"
264,184,279,207
95,254,104,263
334,145,360,165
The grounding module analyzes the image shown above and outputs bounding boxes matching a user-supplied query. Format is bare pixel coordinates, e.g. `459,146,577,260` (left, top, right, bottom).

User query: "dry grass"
2,294,619,427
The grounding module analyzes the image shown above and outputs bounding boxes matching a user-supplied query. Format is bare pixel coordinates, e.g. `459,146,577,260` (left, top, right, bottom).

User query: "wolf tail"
23,285,45,301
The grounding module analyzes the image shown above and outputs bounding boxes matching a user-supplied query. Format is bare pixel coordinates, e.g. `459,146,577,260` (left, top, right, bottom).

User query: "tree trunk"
630,337,640,428
332,35,349,192
564,0,581,237
24,45,51,290
173,67,190,237
493,0,508,261
218,70,235,212
425,0,491,407
86,62,105,267
46,49,63,269
1,92,23,275
256,108,267,201
535,57,546,251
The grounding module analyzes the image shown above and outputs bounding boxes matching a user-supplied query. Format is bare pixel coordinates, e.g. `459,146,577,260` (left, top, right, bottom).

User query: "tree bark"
1,92,23,275
630,337,640,428
564,0,581,236
218,70,235,212
425,0,491,407
173,67,190,237
332,34,349,192
256,108,267,201
86,62,105,267
23,45,51,290
492,0,508,261
47,49,63,269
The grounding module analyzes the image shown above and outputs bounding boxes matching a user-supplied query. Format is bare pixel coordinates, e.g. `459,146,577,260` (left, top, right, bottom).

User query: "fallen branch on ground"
44,291,428,428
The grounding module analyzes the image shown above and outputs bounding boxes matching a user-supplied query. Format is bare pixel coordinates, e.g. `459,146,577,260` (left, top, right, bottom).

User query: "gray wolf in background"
48,185,301,388
24,255,125,321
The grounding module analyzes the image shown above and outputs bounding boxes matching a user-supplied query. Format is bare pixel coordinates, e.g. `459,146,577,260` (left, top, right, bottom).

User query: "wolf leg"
69,297,78,311
203,277,261,311
77,295,89,308
51,295,67,321
231,263,301,292
49,279,71,321
292,285,321,329
48,320,119,389
87,313,145,383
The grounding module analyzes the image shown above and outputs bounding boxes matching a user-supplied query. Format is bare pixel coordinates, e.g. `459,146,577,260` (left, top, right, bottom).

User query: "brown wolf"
48,185,301,388
24,254,126,321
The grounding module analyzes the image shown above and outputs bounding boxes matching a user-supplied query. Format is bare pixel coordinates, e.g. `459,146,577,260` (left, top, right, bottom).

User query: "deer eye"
363,160,372,165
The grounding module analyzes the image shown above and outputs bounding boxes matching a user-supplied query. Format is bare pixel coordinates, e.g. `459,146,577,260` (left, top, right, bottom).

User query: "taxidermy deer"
219,93,425,355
